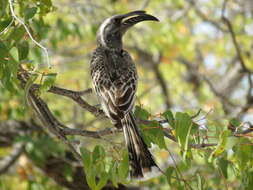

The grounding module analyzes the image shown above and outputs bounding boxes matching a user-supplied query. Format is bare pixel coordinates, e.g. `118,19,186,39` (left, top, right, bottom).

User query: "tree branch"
221,0,253,116
62,127,121,138
0,143,25,175
188,0,227,32
177,57,238,114
32,84,103,117
152,53,172,108
18,69,83,163
221,18,247,72
18,67,253,155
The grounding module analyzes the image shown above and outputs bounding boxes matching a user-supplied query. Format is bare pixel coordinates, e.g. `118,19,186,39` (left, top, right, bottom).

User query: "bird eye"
113,18,120,24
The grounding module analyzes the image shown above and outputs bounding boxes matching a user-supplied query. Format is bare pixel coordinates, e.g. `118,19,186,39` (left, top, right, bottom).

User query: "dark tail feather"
122,112,158,178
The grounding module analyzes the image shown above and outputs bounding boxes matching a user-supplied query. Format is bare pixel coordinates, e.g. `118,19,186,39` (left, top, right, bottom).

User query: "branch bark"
18,69,83,163
0,143,25,175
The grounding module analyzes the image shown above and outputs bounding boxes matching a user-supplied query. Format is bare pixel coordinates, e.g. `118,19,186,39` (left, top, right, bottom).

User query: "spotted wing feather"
90,47,137,122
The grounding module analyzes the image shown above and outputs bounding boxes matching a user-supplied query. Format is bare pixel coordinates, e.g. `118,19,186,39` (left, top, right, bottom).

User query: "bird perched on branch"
90,10,159,178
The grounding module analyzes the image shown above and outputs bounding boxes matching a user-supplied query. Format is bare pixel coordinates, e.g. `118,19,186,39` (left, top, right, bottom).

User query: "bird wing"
91,49,137,120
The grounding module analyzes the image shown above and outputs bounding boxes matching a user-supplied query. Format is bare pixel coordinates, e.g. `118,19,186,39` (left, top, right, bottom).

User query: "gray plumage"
90,10,159,178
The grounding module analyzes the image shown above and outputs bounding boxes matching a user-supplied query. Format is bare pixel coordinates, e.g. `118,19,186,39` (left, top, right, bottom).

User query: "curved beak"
116,10,159,34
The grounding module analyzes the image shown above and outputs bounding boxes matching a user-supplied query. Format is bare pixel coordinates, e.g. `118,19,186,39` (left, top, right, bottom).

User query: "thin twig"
221,0,251,73
190,143,217,149
188,0,227,32
191,109,202,119
202,75,236,107
178,57,237,111
167,149,194,190
62,127,121,138
221,19,247,72
8,0,50,67
221,0,229,19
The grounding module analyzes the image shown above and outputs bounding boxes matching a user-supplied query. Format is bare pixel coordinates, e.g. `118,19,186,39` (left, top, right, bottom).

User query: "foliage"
1,0,253,190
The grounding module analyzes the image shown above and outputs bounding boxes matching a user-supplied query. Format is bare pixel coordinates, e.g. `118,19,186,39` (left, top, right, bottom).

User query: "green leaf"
0,41,9,61
81,148,97,190
9,26,26,43
0,18,13,32
109,163,119,187
118,150,129,180
80,147,92,172
134,105,150,120
196,173,206,190
225,136,238,150
163,110,175,127
86,168,96,190
165,166,174,184
218,157,228,179
17,41,29,61
245,171,253,190
0,60,3,79
93,145,106,174
39,73,57,92
0,49,18,92
0,0,7,17
229,118,241,127
96,172,109,190
24,7,37,20
93,145,105,163
41,0,52,7
143,121,166,149
0,42,9,80
1,63,11,89
197,173,202,190
40,0,53,15
175,112,192,157
81,147,110,190
209,130,231,161
134,107,166,148
234,138,253,170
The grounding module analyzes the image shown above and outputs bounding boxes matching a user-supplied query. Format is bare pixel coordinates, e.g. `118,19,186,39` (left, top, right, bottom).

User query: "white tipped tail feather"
122,112,160,178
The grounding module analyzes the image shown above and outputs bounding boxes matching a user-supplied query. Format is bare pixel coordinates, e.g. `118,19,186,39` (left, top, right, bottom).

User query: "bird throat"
104,49,124,82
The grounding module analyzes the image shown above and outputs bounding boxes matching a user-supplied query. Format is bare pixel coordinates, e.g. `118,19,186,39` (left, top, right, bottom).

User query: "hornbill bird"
90,10,159,178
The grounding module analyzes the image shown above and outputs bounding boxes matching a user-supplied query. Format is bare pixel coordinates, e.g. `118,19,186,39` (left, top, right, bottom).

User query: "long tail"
122,112,158,178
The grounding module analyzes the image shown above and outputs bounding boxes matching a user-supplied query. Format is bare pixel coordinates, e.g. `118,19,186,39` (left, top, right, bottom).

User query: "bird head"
97,10,159,51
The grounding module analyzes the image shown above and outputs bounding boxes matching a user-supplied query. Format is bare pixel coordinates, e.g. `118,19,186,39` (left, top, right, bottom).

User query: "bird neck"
97,31,123,52
98,42,122,53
